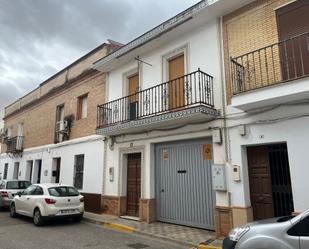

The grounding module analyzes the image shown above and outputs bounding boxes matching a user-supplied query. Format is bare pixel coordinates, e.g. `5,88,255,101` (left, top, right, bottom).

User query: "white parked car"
10,183,84,226
0,180,31,208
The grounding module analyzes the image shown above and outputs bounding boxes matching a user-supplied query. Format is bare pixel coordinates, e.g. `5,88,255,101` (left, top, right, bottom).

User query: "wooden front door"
247,146,274,220
127,153,141,217
277,0,309,80
168,54,185,109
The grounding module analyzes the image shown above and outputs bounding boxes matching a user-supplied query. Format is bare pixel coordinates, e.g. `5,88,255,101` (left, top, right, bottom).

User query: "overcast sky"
0,0,200,126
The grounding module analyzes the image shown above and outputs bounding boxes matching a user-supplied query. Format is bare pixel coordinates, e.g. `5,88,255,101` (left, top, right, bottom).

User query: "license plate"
61,209,76,214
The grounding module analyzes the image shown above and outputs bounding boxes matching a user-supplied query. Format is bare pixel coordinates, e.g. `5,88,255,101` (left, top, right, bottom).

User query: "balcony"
230,31,309,111
6,136,24,154
97,70,219,135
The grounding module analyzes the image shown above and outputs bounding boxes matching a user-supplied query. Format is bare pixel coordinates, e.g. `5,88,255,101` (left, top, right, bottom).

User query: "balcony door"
168,54,185,110
128,73,139,120
277,0,309,80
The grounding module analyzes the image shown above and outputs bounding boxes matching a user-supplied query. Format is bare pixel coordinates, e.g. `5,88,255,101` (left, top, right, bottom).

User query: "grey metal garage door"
155,138,215,230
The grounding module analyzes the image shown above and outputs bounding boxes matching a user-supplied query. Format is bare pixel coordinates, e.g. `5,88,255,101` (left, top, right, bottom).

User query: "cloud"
0,0,200,126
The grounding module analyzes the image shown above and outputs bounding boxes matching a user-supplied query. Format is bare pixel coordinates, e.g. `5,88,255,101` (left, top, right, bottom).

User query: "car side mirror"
16,192,22,197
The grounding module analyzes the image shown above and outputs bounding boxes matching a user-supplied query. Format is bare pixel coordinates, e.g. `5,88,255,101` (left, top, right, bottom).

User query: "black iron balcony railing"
6,136,24,153
231,31,309,95
97,69,214,128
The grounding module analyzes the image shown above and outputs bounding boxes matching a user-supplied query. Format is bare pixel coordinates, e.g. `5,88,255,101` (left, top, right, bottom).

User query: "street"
0,211,186,249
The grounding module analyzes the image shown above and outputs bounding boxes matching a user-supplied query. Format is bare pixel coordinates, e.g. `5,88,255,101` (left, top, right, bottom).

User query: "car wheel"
33,208,44,226
10,203,17,218
72,214,83,222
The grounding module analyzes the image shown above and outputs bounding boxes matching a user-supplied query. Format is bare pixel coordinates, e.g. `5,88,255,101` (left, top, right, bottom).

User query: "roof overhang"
93,0,254,72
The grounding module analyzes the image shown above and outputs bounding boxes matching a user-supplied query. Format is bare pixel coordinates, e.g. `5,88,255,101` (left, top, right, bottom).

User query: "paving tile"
84,212,217,247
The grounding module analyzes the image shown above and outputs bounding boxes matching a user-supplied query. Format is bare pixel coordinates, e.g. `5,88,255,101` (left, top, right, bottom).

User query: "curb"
197,241,222,249
83,217,135,233
103,222,136,233
198,245,222,249
190,241,222,249
83,217,197,248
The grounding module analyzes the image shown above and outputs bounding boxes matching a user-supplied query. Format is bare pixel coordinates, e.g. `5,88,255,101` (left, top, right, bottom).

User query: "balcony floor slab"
96,105,220,136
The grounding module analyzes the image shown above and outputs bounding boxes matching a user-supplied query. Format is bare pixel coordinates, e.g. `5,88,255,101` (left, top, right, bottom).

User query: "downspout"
101,72,109,206
217,16,229,163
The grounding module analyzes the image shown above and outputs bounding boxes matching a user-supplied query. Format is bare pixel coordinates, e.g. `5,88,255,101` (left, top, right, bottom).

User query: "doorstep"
83,212,221,248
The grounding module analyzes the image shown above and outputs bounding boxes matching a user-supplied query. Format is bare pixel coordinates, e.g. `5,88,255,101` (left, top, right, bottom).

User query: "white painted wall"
104,119,227,203
108,19,223,110
102,16,229,208
0,135,105,194
226,102,309,213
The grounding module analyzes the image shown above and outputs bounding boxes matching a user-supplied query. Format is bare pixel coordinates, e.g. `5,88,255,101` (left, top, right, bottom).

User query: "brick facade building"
0,41,121,212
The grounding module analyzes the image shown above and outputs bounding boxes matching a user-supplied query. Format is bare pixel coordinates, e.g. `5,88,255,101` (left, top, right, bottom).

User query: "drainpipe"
217,16,229,163
102,136,108,205
218,16,232,207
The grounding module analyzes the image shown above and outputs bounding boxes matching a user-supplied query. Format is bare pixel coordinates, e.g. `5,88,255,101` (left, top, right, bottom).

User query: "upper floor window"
55,104,65,143
17,123,23,137
73,154,84,190
56,105,64,122
7,127,12,138
77,94,88,120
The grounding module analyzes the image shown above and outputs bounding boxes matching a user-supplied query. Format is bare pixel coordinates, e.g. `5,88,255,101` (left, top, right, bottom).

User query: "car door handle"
26,197,30,200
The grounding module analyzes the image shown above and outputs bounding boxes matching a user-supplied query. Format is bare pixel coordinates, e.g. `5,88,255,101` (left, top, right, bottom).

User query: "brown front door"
247,146,274,220
168,54,185,109
127,153,141,217
277,0,309,80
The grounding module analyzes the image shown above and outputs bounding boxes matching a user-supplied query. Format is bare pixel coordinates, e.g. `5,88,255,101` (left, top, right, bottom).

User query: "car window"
6,181,31,190
19,181,31,189
22,185,37,195
0,181,5,189
6,181,19,189
48,186,79,197
288,215,309,236
32,186,44,195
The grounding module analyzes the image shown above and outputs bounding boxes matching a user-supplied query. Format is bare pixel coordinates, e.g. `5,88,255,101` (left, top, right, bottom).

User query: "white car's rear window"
6,181,31,190
48,186,79,197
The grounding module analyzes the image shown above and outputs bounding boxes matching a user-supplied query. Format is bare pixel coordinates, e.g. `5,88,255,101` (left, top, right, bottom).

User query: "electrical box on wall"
109,167,114,182
212,164,227,191
232,165,241,181
212,129,222,144
238,125,246,136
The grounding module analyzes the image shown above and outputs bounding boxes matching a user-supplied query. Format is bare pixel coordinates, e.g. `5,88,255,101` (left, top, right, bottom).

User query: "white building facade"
94,0,253,235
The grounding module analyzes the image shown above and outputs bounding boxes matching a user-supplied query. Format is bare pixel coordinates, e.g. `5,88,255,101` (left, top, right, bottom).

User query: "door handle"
26,197,30,200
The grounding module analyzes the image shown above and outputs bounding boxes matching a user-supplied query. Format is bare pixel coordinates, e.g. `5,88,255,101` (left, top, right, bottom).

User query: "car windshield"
48,186,79,197
6,181,31,190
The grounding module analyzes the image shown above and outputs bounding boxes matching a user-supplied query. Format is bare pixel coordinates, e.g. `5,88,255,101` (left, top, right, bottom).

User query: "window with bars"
3,163,8,180
74,155,84,190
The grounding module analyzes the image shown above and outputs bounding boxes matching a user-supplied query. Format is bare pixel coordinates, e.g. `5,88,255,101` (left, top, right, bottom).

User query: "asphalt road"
0,211,186,249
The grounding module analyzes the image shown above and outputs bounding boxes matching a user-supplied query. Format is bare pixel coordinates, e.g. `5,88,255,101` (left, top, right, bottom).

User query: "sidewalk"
83,212,222,248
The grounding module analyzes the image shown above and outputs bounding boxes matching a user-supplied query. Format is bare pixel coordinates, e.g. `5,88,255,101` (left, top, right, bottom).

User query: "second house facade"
94,0,252,234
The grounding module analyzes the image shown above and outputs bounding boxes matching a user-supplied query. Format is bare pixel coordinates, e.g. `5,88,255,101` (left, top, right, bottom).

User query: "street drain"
127,243,149,249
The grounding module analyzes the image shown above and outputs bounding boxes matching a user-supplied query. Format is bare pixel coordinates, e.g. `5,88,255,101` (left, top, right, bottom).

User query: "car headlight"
229,226,250,242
